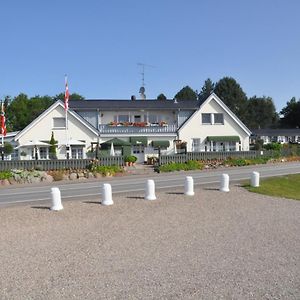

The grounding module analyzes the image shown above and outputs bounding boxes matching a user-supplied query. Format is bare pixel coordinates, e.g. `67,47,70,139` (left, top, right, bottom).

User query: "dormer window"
214,113,224,124
202,113,211,124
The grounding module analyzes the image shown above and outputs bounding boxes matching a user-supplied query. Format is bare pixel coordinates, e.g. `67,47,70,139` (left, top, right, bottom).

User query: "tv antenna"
137,62,155,99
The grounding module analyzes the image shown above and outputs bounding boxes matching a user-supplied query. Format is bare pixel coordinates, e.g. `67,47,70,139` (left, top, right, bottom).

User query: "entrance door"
132,145,145,163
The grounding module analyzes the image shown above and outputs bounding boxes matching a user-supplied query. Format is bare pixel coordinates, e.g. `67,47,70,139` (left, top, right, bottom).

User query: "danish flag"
0,103,6,136
64,76,69,111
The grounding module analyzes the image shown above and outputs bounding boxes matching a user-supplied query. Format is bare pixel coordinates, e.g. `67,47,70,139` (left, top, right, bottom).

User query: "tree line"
167,77,299,130
2,76,300,132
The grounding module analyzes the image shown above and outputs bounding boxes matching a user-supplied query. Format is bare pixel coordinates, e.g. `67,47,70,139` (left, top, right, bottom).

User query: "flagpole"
1,101,4,160
65,75,70,159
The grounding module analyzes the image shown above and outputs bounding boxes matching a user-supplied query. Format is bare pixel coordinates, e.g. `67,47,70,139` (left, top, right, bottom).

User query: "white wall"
16,105,98,159
178,98,250,151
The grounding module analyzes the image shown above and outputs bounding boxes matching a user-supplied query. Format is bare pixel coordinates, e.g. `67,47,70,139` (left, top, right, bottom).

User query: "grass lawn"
245,173,300,201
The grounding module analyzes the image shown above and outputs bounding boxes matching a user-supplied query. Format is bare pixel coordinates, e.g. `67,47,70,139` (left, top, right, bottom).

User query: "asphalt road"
0,162,299,207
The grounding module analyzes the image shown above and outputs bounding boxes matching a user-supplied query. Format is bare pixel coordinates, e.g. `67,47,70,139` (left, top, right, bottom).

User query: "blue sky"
0,0,299,111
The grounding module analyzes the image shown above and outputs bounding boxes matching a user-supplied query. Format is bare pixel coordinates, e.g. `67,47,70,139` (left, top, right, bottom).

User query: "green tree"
49,131,57,159
174,86,197,101
198,78,215,101
280,97,300,128
3,142,13,155
157,93,167,100
244,96,279,129
54,93,85,101
6,93,30,131
214,77,248,121
6,94,54,131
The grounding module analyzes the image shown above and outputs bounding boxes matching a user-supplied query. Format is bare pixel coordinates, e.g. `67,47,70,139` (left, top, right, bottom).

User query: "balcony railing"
99,124,177,134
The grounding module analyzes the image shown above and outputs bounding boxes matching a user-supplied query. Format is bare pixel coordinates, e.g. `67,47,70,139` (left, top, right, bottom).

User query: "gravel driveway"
0,185,299,299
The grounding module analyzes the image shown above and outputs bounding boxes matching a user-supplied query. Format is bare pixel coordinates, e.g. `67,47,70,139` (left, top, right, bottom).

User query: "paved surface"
0,185,299,299
1,162,300,207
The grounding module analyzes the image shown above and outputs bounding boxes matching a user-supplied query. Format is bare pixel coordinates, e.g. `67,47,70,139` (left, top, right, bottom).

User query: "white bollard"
184,176,195,196
220,174,230,192
145,179,157,200
50,187,63,211
251,171,260,187
101,183,114,205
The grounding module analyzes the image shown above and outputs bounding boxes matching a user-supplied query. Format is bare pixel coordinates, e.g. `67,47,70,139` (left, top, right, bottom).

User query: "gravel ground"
0,185,299,300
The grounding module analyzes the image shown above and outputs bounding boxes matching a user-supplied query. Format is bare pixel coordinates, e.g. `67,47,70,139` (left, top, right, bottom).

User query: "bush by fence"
158,150,289,166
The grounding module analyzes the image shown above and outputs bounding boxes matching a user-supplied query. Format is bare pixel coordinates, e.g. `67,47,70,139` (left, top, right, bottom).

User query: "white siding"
178,98,250,151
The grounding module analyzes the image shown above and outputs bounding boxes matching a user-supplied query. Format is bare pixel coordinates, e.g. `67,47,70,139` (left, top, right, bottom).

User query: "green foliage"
253,139,264,150
3,143,13,155
124,155,137,163
244,96,279,129
6,93,54,131
49,132,57,159
159,160,204,172
55,93,85,101
198,78,215,101
224,157,269,166
5,92,84,131
88,164,123,176
264,143,282,151
280,97,300,128
157,93,167,100
245,174,300,200
214,77,248,122
0,171,12,180
174,86,197,101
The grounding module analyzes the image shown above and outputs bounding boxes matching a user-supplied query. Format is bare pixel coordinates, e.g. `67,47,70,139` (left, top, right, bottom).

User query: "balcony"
99,124,177,135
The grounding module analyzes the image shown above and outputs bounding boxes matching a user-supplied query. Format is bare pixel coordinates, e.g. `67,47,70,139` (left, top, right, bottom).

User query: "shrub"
3,143,13,155
159,160,204,172
0,171,12,180
88,164,123,176
224,157,269,167
264,143,282,151
49,170,64,181
125,155,137,163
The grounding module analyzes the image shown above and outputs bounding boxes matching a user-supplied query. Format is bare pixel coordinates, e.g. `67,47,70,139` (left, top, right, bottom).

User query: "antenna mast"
137,62,155,100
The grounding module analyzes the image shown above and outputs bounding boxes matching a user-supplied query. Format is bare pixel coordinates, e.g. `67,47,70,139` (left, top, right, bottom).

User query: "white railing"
99,124,177,134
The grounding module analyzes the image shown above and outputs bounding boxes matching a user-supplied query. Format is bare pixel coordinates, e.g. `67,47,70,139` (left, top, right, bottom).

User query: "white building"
10,93,251,162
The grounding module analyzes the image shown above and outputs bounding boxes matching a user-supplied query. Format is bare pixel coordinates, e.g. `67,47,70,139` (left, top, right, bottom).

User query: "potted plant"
125,155,137,166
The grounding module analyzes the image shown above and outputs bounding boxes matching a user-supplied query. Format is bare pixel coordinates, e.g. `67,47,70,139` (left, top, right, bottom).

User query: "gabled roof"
14,100,99,141
69,99,200,111
203,93,251,135
178,93,251,136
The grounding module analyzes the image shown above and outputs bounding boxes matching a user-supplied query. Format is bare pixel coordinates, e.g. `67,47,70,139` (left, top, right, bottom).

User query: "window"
214,113,224,124
39,147,48,159
71,147,83,159
53,117,66,128
192,138,201,152
202,113,211,124
228,142,236,151
132,145,144,154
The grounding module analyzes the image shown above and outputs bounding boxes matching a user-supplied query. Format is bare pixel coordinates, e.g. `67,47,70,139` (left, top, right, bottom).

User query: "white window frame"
202,113,212,124
53,117,66,129
213,113,224,125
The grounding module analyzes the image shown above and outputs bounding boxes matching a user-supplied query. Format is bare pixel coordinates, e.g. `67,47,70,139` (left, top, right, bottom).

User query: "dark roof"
69,99,201,111
251,128,300,136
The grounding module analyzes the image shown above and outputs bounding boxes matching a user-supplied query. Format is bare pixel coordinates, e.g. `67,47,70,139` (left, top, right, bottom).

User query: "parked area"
0,186,299,299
